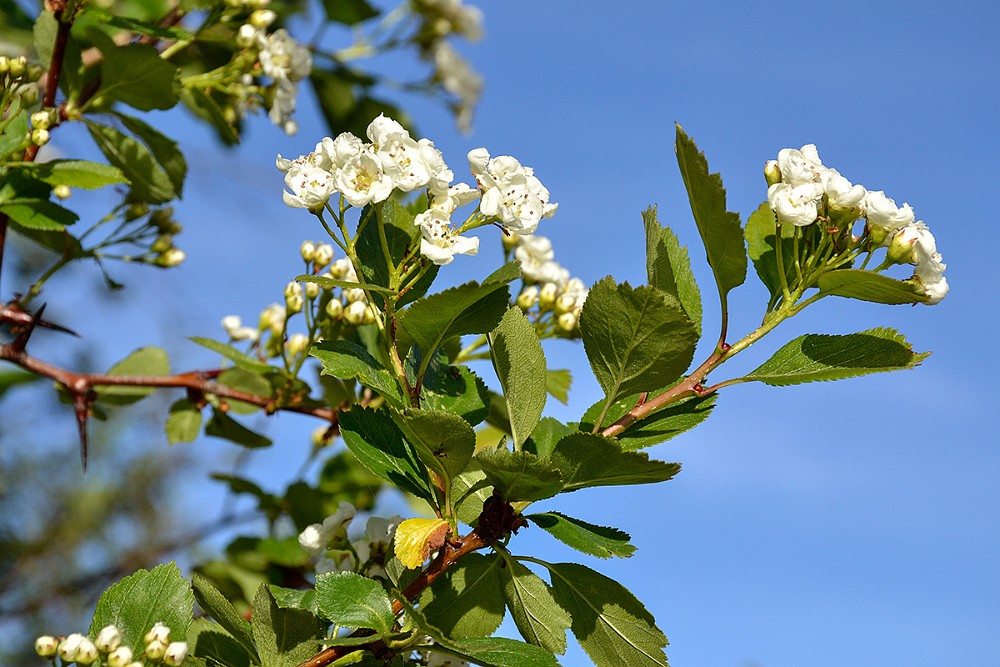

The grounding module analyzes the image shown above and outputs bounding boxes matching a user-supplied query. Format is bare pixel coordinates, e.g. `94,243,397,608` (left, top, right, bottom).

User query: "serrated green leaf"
205,409,272,448
0,107,29,160
0,199,78,230
476,448,563,502
545,369,572,405
580,277,698,406
546,561,668,667
166,398,203,444
643,205,702,335
484,260,523,286
99,43,178,111
296,273,394,294
403,407,476,481
13,160,127,189
214,367,272,415
419,357,490,427
32,10,57,65
117,114,187,196
268,586,319,616
745,201,795,303
192,575,259,664
338,406,432,501
580,391,717,450
500,556,571,654
674,124,747,300
189,618,254,667
90,563,194,658
489,308,547,450
250,584,325,667
419,553,506,640
311,340,402,408
355,198,418,292
743,327,930,386
315,571,395,634
398,279,510,359
550,433,680,492
86,121,174,203
527,512,635,559
96,346,170,405
525,418,575,459
188,336,273,373
817,269,929,304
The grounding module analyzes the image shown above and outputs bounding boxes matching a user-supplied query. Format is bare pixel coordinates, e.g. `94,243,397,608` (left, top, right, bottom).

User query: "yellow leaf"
394,517,449,569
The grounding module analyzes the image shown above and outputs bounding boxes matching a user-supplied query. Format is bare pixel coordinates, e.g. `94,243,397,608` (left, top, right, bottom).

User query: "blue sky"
18,1,999,665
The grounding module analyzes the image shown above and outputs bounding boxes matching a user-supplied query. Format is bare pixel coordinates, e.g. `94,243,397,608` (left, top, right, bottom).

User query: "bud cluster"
510,233,588,335
33,623,187,666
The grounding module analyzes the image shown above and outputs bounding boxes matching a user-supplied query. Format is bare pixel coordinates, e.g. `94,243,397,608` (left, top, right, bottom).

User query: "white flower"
776,144,824,185
316,132,364,170
469,148,556,234
430,182,479,215
820,168,866,210
366,114,409,149
287,333,310,357
259,303,286,334
864,190,914,235
767,182,821,227
910,223,948,304
258,29,312,82
298,502,356,556
431,42,483,133
282,160,336,210
415,208,480,265
222,315,260,342
334,151,394,207
514,234,568,285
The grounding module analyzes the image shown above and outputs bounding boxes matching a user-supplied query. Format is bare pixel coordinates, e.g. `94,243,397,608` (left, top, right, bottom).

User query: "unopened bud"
344,287,366,303
557,312,577,332
95,625,122,653
151,234,173,253
259,304,285,333
31,128,50,146
26,64,44,82
324,298,343,319
18,85,39,106
516,286,538,310
764,160,782,186
311,425,332,448
344,300,367,325
539,282,558,307
0,56,9,75
329,258,351,279
75,639,99,665
362,304,376,324
886,225,920,265
34,635,59,658
304,282,320,299
31,110,51,129
58,634,85,662
145,623,171,646
502,232,520,251
107,646,134,667
145,639,167,661
287,333,310,358
236,23,258,48
250,9,276,27
313,243,334,269
8,56,26,78
555,293,577,315
163,642,189,667
284,281,304,312
300,240,317,262
158,248,186,267
53,183,71,199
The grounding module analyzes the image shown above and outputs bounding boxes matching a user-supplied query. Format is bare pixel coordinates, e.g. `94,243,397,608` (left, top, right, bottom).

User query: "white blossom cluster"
34,624,187,667
765,145,948,304
278,115,556,266
510,234,587,333
298,503,401,579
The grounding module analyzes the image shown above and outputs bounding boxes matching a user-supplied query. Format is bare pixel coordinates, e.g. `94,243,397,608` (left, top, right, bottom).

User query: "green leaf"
99,43,178,111
745,201,795,302
189,618,254,667
258,537,310,567
188,337,273,373
743,327,930,386
117,114,187,196
643,205,702,335
476,448,564,502
192,574,259,664
210,473,281,517
86,120,175,203
527,512,635,559
13,159,127,189
250,584,325,667
338,406,432,501
296,273,393,294
817,269,929,304
489,307,548,450
0,199,78,230
547,562,668,667
0,106,29,160
180,87,240,145
485,260,523,286
215,367,273,415
320,0,378,24
165,398,203,444
398,279,510,359
205,409,272,448
96,346,170,405
403,408,476,481
90,562,194,658
311,340,403,408
550,433,680,492
580,391,717,450
418,353,490,426
674,124,747,302
86,7,194,40
500,556,572,654
268,586,319,616
545,369,572,405
315,571,395,634
452,461,492,527
419,553,506,640
0,369,42,397
354,197,440,304
525,418,575,459
580,277,698,404
32,10,57,65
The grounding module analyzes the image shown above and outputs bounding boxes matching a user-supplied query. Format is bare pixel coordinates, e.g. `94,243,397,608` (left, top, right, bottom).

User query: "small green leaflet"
550,433,680,492
9,160,127,189
205,409,272,448
818,269,929,304
580,391,717,450
165,398,203,444
96,346,170,405
499,555,572,655
86,121,175,203
250,584,325,667
546,369,572,405
311,339,403,408
216,367,272,415
191,575,259,664
397,279,510,359
489,307,547,451
99,43,179,111
189,336,273,373
189,618,254,667
419,553,506,640
643,205,702,335
476,448,564,502
527,512,636,559
743,327,930,386
674,124,747,300
744,201,795,304
315,571,395,634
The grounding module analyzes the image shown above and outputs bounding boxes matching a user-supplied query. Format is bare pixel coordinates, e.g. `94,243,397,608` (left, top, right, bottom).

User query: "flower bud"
555,293,577,315
107,646,134,667
557,312,577,332
75,639,99,665
539,282,558,307
18,84,40,106
362,305,377,324
0,56,9,75
53,184,71,199
344,300,367,325
313,243,334,269
764,160,782,186
344,287,366,303
284,281,304,312
163,642,189,666
300,240,316,262
886,226,919,265
30,110,51,129
516,286,538,310
304,281,320,299
95,625,122,653
329,258,351,279
8,56,26,78
324,298,343,319
236,24,258,48
311,425,333,448
502,232,520,251
34,635,59,658
144,622,171,646
151,234,174,253
259,303,285,333
249,9,276,28
31,128,50,146
287,333,310,358
145,639,168,661
158,248,186,267
58,634,85,662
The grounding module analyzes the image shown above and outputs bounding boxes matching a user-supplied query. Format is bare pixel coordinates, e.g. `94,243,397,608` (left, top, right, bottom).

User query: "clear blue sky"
27,1,999,665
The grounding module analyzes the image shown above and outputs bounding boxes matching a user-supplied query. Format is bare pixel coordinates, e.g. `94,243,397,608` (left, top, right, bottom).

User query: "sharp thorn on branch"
72,390,91,471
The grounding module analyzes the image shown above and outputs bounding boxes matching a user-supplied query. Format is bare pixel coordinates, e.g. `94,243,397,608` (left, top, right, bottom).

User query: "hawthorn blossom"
282,161,336,209
415,208,479,265
258,29,311,82
430,182,479,215
469,148,556,234
820,168,866,210
776,144,825,185
514,234,569,285
865,190,915,239
334,151,394,207
767,182,822,227
298,502,356,557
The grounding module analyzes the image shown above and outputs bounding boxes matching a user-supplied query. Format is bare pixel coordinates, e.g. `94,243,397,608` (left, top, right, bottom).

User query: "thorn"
72,390,90,471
